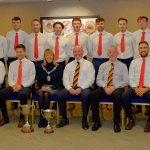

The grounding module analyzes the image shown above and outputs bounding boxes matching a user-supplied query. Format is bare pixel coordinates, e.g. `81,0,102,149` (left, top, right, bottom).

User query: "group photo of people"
0,15,150,135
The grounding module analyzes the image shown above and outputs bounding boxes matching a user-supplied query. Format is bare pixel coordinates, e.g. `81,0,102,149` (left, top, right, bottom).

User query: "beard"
140,51,148,57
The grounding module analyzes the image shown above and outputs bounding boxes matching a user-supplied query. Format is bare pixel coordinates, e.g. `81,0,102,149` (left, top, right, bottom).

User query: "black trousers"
89,87,124,124
0,87,32,120
57,61,66,71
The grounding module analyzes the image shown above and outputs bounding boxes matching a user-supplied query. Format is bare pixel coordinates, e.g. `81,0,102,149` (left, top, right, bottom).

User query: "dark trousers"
7,57,17,68
92,58,109,78
118,57,133,71
68,56,87,63
0,87,31,120
57,88,90,119
122,88,150,120
89,87,124,124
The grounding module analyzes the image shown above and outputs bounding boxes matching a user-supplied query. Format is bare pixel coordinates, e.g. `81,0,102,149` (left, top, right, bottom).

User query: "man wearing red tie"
67,17,89,63
88,18,114,76
133,16,150,58
0,44,35,127
114,18,135,70
6,16,28,68
122,41,150,132
25,19,49,71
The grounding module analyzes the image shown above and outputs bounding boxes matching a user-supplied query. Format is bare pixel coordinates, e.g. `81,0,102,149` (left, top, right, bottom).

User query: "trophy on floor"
41,109,56,134
19,104,35,133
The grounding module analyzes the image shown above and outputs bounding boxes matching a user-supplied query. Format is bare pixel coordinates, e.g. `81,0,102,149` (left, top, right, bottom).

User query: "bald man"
89,45,128,132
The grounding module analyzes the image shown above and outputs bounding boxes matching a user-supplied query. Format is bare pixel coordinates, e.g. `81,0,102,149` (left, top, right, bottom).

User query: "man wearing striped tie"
89,45,128,132
56,45,95,129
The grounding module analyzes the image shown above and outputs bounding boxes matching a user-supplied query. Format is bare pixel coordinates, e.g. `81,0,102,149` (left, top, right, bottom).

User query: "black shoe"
91,122,101,131
114,123,121,133
0,119,9,126
56,118,69,128
82,117,89,130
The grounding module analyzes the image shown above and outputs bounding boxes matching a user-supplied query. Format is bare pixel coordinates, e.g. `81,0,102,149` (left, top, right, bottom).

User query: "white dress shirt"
88,30,114,58
8,58,36,87
0,35,8,60
6,30,28,58
47,33,69,62
63,58,95,90
114,31,135,59
0,61,5,85
25,32,49,61
129,57,150,87
133,28,150,58
96,60,128,88
66,31,89,57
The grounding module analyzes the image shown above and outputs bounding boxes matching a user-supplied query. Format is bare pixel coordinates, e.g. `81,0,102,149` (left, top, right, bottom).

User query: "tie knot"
19,60,22,64
76,33,78,36
122,33,125,36
142,58,146,61
77,61,80,64
99,33,102,36
16,32,18,35
56,36,59,40
35,33,38,37
111,63,114,66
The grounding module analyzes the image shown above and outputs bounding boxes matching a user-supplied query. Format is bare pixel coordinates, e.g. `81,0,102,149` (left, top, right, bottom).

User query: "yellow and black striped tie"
107,63,114,86
72,62,80,89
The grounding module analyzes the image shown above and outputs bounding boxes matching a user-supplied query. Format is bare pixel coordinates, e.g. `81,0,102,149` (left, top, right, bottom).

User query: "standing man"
6,16,28,67
133,16,150,58
89,45,128,132
0,44,35,127
88,18,114,76
25,19,49,71
48,21,69,71
114,18,135,70
67,17,88,62
56,45,95,129
122,41,150,132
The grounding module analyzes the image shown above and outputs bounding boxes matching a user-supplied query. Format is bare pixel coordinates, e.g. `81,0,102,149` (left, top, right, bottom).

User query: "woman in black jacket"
36,49,63,127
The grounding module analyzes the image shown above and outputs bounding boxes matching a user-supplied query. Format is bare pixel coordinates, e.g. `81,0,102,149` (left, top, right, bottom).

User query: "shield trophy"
19,104,35,133
41,109,56,134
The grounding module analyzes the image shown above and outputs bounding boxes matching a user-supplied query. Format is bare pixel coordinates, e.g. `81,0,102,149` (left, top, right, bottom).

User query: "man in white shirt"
48,21,69,71
88,18,114,76
25,19,49,71
122,41,150,132
67,17,88,62
114,18,135,70
0,34,8,64
56,45,95,129
0,61,5,89
89,45,128,132
6,16,28,67
0,44,35,127
133,16,150,58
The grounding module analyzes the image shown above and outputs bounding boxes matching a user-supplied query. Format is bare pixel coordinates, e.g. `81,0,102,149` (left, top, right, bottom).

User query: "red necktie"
17,60,22,86
98,33,102,56
34,33,38,59
75,33,78,46
141,31,145,42
55,37,59,61
14,32,19,49
138,58,146,88
120,33,125,53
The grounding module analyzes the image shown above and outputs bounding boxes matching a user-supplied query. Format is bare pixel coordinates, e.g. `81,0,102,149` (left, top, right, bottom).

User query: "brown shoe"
125,119,135,130
0,119,9,126
144,122,150,132
18,119,25,128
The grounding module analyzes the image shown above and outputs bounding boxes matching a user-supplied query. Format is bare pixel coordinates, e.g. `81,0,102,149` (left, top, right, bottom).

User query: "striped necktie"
107,63,114,86
72,61,80,89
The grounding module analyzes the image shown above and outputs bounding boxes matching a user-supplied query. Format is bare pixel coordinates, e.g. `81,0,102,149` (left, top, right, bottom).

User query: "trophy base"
44,129,54,134
21,128,34,133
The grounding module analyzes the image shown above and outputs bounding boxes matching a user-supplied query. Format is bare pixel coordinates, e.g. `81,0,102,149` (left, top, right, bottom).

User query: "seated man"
122,41,150,132
0,44,35,127
56,45,95,129
89,45,128,132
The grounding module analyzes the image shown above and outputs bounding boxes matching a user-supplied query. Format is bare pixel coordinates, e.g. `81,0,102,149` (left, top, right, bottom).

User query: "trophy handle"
41,109,45,118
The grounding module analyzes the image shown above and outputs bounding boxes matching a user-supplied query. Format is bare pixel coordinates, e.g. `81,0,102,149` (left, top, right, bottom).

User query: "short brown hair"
96,18,105,23
72,17,81,24
139,41,149,47
118,18,128,23
32,19,40,23
53,21,64,29
12,16,21,22
137,16,148,22
15,44,26,51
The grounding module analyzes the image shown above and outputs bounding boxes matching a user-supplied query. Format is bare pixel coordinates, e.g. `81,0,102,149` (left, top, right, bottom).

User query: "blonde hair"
43,49,56,66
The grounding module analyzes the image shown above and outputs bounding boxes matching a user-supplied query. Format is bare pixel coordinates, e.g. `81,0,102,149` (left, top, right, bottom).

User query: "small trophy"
41,109,56,134
19,104,35,133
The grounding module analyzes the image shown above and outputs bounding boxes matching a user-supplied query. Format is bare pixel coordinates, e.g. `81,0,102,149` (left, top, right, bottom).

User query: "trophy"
19,104,35,133
41,109,56,134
